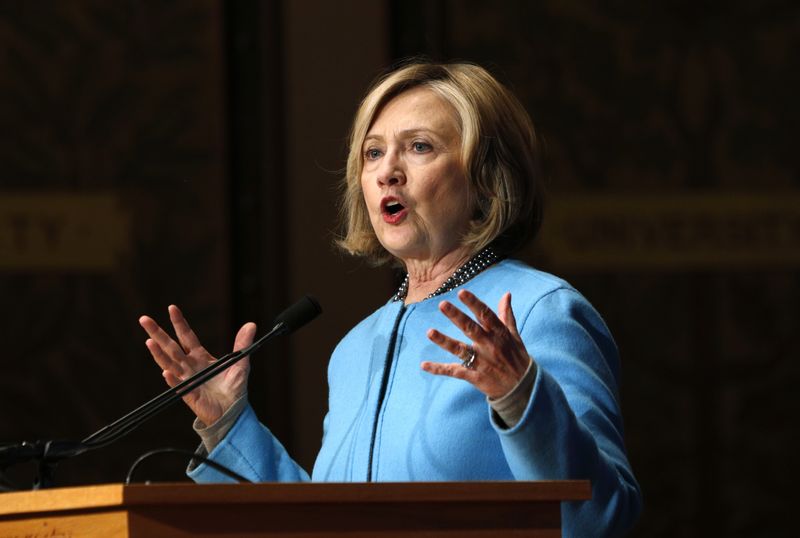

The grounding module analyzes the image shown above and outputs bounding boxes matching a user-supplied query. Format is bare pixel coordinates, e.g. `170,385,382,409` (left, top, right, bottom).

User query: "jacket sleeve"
188,404,310,483
493,287,642,537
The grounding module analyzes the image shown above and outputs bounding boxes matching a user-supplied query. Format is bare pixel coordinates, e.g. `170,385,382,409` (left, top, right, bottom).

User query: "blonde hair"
338,61,544,265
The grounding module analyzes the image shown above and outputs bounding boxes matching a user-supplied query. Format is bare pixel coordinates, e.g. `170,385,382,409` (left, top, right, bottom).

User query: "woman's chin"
377,229,419,254
379,239,428,263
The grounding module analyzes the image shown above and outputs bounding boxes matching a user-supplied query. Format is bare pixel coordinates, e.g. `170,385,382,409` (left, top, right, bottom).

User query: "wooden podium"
0,481,590,537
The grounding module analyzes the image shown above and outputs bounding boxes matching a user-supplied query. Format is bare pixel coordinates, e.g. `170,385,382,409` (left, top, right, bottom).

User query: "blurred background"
0,1,797,535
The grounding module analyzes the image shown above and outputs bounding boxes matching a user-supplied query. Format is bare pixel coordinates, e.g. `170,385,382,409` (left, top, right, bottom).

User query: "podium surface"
0,481,590,537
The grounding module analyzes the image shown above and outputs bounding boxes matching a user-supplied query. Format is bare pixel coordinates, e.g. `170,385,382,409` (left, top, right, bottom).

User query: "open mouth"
380,197,408,223
384,201,405,215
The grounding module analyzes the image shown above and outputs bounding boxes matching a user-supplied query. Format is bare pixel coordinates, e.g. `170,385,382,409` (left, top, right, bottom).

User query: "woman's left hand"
422,289,532,399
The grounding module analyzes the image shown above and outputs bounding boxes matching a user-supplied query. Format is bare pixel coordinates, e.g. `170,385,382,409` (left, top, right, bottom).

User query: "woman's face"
360,87,472,265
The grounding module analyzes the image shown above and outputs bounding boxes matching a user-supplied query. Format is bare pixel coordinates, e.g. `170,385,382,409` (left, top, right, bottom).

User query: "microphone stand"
0,320,292,489
82,322,287,449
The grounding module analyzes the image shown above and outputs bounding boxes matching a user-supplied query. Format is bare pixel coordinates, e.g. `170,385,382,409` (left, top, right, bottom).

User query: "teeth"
384,201,403,214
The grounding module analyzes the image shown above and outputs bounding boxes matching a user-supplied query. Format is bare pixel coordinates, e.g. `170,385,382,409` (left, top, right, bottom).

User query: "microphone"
273,295,322,335
247,295,322,353
1,296,322,488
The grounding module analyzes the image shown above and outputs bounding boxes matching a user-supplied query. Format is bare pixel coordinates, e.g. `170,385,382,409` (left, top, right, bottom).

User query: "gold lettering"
0,193,129,271
538,193,800,270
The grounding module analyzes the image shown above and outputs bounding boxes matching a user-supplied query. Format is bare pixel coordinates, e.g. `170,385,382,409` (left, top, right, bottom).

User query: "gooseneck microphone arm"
0,295,321,489
82,323,284,449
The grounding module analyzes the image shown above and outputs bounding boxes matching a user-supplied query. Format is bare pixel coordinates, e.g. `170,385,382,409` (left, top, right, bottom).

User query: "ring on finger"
460,345,477,370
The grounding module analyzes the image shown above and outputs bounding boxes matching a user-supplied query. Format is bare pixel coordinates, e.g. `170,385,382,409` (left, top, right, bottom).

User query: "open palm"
139,305,256,426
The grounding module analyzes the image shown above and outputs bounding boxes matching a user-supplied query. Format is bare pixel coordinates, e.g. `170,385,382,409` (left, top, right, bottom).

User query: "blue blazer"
190,259,642,537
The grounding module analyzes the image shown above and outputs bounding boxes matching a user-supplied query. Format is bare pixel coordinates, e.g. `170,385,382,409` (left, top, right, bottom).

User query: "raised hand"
139,305,256,426
422,290,532,399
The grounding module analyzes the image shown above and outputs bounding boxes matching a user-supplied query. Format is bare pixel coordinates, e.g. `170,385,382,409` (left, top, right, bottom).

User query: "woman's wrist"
194,393,249,453
488,359,537,428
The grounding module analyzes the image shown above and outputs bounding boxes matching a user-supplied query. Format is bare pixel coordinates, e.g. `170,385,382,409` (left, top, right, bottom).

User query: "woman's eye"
412,142,432,153
365,148,382,160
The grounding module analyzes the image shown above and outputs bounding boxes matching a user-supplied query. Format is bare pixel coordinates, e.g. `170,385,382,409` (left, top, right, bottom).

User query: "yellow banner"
0,193,129,271
538,193,800,270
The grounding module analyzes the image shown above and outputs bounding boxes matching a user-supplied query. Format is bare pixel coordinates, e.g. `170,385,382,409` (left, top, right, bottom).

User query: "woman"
140,62,641,536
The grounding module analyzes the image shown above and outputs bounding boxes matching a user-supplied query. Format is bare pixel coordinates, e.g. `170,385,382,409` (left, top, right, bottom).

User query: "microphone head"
274,295,322,334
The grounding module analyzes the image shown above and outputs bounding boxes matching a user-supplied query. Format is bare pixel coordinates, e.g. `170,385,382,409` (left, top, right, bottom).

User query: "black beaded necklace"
391,246,502,303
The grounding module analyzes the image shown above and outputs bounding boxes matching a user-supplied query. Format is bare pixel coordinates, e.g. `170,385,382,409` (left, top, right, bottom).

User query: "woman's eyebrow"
363,134,384,144
396,128,437,137
364,128,440,142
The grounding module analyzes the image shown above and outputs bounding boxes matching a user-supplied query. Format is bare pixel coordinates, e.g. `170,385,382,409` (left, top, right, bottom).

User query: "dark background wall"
1,1,797,536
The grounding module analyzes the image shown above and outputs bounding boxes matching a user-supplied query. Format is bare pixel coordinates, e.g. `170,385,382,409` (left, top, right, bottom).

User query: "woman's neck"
403,247,472,304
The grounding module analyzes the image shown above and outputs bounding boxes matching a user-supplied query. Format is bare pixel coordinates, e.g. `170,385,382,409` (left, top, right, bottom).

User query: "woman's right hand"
139,305,256,426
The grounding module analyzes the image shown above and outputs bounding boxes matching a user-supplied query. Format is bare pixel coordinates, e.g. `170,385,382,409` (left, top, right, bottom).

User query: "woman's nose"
376,151,406,187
